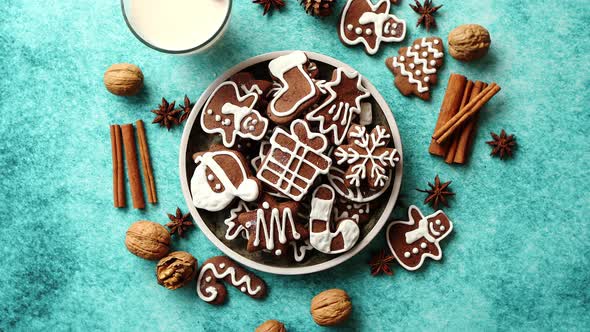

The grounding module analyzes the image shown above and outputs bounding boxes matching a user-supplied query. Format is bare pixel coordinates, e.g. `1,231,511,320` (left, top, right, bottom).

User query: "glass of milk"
121,0,232,54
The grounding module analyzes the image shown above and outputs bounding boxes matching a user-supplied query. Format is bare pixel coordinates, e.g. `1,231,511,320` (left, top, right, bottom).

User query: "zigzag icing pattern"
391,38,443,93
197,263,262,302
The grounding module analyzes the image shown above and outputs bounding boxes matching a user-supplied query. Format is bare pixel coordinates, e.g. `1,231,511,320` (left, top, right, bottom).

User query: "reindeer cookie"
309,185,360,254
385,37,445,100
306,68,370,145
386,205,453,271
197,256,267,305
201,81,269,147
339,0,407,55
191,144,261,212
267,51,321,124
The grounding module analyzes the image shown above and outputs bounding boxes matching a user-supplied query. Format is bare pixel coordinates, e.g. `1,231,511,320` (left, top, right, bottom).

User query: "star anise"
166,207,194,238
487,129,516,160
369,249,395,276
178,95,194,123
416,175,454,210
151,98,180,130
409,0,442,31
253,0,285,15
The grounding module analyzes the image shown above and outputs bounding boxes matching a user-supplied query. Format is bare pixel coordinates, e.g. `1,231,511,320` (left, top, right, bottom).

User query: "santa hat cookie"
191,144,261,212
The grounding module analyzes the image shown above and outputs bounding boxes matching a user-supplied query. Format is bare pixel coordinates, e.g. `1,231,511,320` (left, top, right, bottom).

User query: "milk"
125,0,231,52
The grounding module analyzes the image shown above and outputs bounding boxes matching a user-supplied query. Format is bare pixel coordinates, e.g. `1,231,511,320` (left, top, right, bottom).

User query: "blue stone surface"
1,0,588,331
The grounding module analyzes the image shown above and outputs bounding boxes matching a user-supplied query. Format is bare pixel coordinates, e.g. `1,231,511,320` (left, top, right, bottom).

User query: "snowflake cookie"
334,124,400,190
386,205,453,271
385,37,444,100
339,0,407,55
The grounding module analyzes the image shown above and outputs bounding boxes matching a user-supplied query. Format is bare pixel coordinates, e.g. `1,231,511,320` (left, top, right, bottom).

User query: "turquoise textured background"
1,0,588,331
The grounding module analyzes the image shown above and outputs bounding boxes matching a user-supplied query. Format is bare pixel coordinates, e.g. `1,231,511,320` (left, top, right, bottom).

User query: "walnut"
310,289,352,326
156,251,197,290
448,24,491,61
255,320,286,332
103,63,144,96
125,220,170,260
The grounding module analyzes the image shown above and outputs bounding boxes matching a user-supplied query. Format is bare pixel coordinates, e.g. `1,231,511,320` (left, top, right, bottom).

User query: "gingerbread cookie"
257,120,332,201
230,72,274,110
328,166,390,203
191,144,261,211
306,68,370,145
334,124,400,190
290,240,315,262
238,194,308,256
386,205,453,271
309,185,360,254
267,51,321,124
334,198,370,224
385,37,444,100
196,256,267,305
224,201,252,241
339,0,407,55
201,81,269,147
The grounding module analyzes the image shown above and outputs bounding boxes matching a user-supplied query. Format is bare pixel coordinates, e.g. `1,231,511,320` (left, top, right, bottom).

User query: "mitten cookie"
306,68,370,145
201,81,269,147
238,194,309,256
196,256,267,305
385,37,444,100
257,120,332,201
191,144,261,211
309,185,360,254
386,205,453,271
334,124,400,190
339,0,407,55
267,51,321,124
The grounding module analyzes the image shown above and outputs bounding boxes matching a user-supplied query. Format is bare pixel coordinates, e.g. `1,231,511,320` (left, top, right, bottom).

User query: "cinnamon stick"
122,124,145,209
429,73,468,156
110,125,125,207
433,83,501,144
136,120,157,204
445,80,474,164
453,81,487,164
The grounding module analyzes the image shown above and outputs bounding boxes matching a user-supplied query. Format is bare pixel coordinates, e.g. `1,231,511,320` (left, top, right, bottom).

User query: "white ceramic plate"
179,51,403,275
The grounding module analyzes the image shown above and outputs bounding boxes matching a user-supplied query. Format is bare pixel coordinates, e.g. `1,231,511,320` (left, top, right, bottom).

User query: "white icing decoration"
275,249,282,256
386,206,454,271
414,44,420,50
365,29,373,35
440,226,446,231
240,287,246,292
399,56,405,61
200,81,269,147
223,201,251,241
389,38,443,93
430,60,436,66
434,39,439,44
240,83,263,95
327,167,392,203
205,276,211,282
347,24,353,31
262,201,270,209
355,27,363,35
420,242,427,249
215,184,221,190
424,77,430,82
409,63,415,69
309,185,359,254
291,240,314,262
339,0,406,55
305,68,370,145
435,219,441,225
196,262,262,302
422,51,428,57
219,263,226,268
415,70,421,76
268,51,317,118
191,150,259,212
334,125,399,188
207,174,214,181
412,248,419,254
404,252,410,258
251,204,301,251
257,120,332,201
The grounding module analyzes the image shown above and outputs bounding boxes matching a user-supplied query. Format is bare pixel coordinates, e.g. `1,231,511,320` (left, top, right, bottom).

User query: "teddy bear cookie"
386,205,453,271
196,256,267,305
200,81,269,147
191,144,261,212
306,68,370,145
267,51,321,124
385,37,445,100
339,0,407,55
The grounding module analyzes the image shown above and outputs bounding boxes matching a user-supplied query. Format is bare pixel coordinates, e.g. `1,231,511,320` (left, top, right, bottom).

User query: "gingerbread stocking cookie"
267,51,321,124
309,185,360,254
191,144,261,212
334,124,401,190
306,68,370,145
197,256,267,305
385,37,444,100
339,0,407,55
257,120,332,201
201,81,269,147
238,195,308,256
386,205,453,271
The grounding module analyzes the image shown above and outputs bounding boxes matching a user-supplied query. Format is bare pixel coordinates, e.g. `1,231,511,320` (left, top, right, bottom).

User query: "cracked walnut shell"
448,24,491,61
125,220,170,260
255,320,287,332
310,289,352,326
156,251,197,290
103,63,144,96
